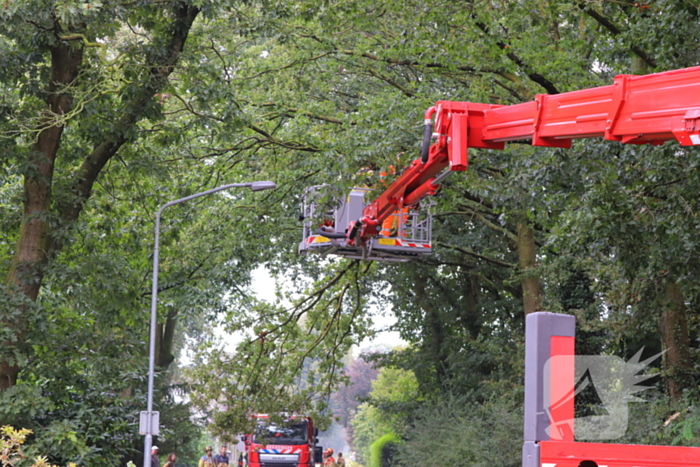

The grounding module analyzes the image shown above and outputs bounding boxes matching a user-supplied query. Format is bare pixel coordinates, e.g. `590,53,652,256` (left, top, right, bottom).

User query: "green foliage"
368,433,400,467
156,398,207,467
347,366,417,464
369,368,418,405
2,1,700,466
350,404,391,466
615,391,700,448
0,425,78,467
669,406,700,446
0,1,223,464
395,394,522,467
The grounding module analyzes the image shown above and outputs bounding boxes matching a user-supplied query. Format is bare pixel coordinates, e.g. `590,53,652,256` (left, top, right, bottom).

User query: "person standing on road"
164,454,177,467
214,446,229,466
323,448,336,467
150,446,160,467
199,446,217,467
336,453,345,467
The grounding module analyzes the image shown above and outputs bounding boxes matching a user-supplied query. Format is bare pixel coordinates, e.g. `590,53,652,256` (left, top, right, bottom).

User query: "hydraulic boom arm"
356,65,700,243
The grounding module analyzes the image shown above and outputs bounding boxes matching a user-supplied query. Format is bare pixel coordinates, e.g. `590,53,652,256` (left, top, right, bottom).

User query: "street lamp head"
250,181,277,192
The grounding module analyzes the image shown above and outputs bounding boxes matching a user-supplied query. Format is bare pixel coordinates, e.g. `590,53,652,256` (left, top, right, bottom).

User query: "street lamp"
141,181,277,467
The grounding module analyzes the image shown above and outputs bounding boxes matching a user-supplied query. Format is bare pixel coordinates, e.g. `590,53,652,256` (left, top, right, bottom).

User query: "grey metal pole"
143,181,276,467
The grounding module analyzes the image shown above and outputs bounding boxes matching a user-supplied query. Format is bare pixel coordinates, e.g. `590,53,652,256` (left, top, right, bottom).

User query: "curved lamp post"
142,181,277,467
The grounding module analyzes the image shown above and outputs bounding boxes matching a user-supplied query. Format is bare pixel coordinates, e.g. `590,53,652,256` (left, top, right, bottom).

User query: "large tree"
1,0,203,388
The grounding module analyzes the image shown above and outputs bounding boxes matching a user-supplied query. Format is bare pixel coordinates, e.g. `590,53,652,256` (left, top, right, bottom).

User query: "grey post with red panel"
523,312,576,467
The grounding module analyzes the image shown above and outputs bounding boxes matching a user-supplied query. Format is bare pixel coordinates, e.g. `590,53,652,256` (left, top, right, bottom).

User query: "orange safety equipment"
380,207,409,237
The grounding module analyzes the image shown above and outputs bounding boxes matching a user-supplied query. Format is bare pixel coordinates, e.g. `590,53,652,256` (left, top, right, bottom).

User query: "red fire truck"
242,414,322,467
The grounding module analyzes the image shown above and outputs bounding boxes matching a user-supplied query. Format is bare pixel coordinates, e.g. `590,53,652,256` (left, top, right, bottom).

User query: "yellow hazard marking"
314,236,330,243
378,238,397,245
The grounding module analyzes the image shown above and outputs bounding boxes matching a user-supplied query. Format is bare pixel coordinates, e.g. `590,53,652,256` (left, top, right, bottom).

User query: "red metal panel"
481,66,700,145
540,440,700,467
537,86,614,140
614,67,700,144
448,113,469,171
548,336,575,441
481,101,538,142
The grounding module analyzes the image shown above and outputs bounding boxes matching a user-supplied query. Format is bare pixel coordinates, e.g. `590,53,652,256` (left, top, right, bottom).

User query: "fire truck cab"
243,414,322,467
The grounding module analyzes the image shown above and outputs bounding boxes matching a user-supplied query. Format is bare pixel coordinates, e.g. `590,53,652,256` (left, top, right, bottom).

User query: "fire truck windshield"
253,420,308,445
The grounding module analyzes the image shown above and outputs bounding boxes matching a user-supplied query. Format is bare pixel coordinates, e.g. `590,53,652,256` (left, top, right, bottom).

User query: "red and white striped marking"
307,236,430,248
394,239,431,248
259,446,303,454
307,236,330,244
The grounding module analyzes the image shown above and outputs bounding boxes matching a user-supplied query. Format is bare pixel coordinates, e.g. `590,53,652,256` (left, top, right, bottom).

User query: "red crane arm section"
484,66,700,146
358,65,700,241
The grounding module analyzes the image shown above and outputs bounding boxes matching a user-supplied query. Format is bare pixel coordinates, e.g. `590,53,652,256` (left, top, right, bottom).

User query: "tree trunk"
157,309,178,369
661,280,692,400
517,222,541,316
2,41,84,389
459,274,482,340
412,266,448,383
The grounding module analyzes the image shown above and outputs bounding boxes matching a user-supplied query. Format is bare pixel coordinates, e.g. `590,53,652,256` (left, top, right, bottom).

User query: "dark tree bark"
517,223,541,316
157,309,178,369
458,273,482,340
412,267,449,383
2,40,84,389
661,280,692,400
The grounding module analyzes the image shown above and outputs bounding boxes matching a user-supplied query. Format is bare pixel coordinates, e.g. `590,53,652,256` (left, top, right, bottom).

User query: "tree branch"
59,2,201,231
363,66,415,98
245,122,323,152
258,102,344,124
576,2,657,69
471,19,560,95
436,241,516,268
335,48,519,83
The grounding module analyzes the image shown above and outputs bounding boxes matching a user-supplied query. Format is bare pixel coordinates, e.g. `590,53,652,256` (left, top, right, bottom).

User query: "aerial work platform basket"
298,185,432,262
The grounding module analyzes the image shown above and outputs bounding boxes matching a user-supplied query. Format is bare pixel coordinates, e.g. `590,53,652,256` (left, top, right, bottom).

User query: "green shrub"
0,426,77,467
368,433,400,467
394,394,522,467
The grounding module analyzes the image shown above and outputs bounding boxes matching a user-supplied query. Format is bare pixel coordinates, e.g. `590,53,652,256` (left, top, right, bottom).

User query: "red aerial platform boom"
357,65,700,243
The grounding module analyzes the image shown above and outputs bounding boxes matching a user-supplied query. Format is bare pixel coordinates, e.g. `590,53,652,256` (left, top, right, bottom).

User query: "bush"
368,433,400,467
395,394,522,467
0,426,77,467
